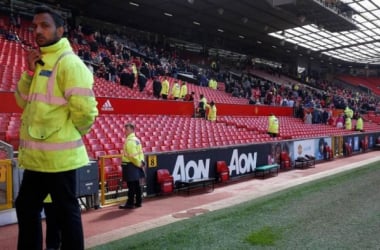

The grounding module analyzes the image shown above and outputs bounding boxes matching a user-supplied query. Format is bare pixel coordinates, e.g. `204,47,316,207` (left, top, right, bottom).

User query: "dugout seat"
280,151,291,170
360,139,368,152
156,169,174,194
344,143,352,157
216,161,229,183
324,145,333,160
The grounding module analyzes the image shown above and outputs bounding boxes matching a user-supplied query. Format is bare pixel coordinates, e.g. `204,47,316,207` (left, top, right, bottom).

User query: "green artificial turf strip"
90,161,380,250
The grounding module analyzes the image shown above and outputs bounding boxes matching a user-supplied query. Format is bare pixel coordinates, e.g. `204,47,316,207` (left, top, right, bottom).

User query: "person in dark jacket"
152,77,162,98
138,73,147,92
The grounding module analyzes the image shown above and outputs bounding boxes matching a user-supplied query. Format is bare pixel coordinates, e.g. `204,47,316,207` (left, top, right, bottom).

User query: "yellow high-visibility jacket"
200,96,207,110
344,107,353,119
171,82,180,98
160,79,169,95
122,133,144,167
180,84,187,98
207,104,217,121
345,117,352,130
209,79,217,90
14,38,98,172
356,117,363,130
268,115,279,134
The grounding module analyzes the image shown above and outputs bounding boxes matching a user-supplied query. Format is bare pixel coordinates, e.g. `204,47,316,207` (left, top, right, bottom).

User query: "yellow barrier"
98,154,126,206
0,159,12,210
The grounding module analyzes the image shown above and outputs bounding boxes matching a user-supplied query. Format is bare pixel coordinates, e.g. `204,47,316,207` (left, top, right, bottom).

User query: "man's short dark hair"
34,5,64,28
125,123,135,130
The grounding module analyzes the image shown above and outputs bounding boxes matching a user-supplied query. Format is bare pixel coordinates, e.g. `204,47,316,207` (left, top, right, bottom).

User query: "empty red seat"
360,139,368,152
324,145,333,160
344,143,352,156
216,161,229,182
280,151,291,170
156,169,174,194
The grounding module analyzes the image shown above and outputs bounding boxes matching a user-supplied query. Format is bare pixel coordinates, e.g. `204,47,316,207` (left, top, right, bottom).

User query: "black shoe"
134,203,142,208
119,204,134,209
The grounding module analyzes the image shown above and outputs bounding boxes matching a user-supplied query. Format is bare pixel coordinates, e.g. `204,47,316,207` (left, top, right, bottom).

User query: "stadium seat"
344,143,352,157
324,145,333,160
216,161,229,182
375,138,380,150
280,151,291,170
360,139,368,152
156,169,174,194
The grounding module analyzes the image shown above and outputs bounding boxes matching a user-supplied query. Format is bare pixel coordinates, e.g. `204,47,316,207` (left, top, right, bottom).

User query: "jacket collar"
40,38,71,54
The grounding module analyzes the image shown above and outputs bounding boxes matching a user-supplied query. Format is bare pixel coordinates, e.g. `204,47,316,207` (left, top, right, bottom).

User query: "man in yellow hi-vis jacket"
119,123,145,209
14,5,98,250
267,113,279,137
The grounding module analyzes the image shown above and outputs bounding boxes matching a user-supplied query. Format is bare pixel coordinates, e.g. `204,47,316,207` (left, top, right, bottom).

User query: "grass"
245,226,280,246
89,161,380,250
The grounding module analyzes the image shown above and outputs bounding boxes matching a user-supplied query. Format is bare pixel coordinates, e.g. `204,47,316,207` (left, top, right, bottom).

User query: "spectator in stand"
140,62,150,79
265,91,273,105
206,101,217,122
248,96,256,105
108,62,117,83
355,115,363,132
137,72,147,92
152,76,162,98
287,97,295,107
304,111,312,124
184,91,195,102
336,113,345,128
232,85,241,98
252,86,261,102
321,109,329,124
160,77,170,99
267,113,279,137
85,62,94,74
0,17,6,34
119,68,134,88
199,72,208,87
171,80,181,100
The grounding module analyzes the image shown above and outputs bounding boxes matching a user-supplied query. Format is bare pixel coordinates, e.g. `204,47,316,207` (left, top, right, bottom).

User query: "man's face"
125,126,133,136
32,13,63,47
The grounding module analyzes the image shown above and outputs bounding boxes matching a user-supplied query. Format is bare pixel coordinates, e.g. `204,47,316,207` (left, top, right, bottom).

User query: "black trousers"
15,169,84,250
44,202,61,249
126,180,142,206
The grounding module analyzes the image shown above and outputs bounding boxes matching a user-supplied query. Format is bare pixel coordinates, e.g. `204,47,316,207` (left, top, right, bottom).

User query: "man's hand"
27,49,42,72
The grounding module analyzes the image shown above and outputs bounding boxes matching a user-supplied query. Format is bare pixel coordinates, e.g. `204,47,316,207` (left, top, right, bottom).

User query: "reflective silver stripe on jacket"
20,138,83,151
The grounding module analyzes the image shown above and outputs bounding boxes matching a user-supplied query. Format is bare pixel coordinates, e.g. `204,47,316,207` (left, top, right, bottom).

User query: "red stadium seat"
280,151,291,170
216,161,229,183
344,143,352,157
156,169,174,194
324,145,333,160
360,139,368,152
